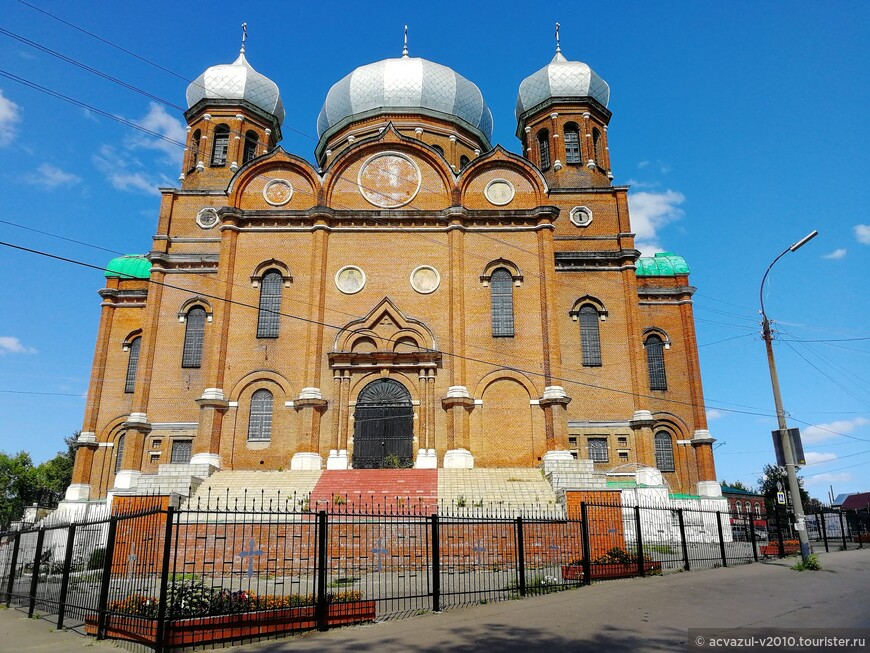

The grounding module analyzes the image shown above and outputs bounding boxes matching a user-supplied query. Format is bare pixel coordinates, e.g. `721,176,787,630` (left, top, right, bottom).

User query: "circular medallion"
484,179,515,206
335,266,366,294
196,207,219,229
358,152,421,208
410,266,440,294
569,205,593,227
263,179,293,206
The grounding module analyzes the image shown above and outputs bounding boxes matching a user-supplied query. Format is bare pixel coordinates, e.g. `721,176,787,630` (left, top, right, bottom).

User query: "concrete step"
186,470,322,510
310,470,438,513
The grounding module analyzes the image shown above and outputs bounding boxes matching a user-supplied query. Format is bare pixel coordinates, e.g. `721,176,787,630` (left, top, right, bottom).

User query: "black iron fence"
2,499,867,651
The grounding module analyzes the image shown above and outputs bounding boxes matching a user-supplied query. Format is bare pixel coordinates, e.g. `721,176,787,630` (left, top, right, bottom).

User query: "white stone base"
290,452,323,471
190,452,222,468
64,483,91,501
443,448,474,469
114,470,142,490
326,449,349,470
541,449,574,475
414,448,437,469
697,480,723,498
199,388,225,401
636,466,665,487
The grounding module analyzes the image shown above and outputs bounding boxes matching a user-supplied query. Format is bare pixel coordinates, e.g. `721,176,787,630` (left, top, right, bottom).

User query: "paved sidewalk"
2,548,868,652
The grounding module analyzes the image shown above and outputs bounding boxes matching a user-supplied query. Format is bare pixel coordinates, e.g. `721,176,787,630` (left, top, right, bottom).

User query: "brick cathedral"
66,31,720,506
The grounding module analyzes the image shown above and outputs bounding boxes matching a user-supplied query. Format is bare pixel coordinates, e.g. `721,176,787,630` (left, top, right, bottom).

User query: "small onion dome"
516,51,610,120
635,253,690,277
186,51,284,123
105,255,152,280
317,55,493,146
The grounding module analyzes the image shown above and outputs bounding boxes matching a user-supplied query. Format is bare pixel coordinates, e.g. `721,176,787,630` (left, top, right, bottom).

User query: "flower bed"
760,539,801,557
560,547,663,581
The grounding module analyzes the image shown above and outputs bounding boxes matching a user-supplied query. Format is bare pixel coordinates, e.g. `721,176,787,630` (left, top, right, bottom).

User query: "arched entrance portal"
352,379,413,469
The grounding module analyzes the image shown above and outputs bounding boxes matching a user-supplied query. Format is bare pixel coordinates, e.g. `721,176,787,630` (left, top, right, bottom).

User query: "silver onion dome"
186,51,284,123
516,51,610,119
317,54,493,144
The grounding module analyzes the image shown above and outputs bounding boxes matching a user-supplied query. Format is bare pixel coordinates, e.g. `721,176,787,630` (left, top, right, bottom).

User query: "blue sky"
0,1,867,499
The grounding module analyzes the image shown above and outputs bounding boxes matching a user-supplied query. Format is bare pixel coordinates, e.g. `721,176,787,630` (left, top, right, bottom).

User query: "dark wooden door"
352,379,413,469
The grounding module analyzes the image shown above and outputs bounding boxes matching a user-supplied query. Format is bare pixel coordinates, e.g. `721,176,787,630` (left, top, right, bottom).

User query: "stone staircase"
438,468,562,516
309,470,438,513
185,470,322,510
134,463,217,499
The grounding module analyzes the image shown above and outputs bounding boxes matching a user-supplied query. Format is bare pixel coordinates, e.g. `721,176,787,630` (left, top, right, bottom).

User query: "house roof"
840,492,870,511
720,483,763,498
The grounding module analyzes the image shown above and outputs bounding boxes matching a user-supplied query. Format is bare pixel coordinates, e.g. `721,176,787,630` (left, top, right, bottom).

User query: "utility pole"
759,229,818,563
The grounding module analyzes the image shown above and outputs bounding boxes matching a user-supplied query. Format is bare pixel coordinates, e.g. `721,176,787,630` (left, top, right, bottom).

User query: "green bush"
792,553,822,572
87,547,106,570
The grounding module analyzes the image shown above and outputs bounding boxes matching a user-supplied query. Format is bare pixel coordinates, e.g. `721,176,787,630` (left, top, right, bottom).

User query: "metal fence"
2,499,867,651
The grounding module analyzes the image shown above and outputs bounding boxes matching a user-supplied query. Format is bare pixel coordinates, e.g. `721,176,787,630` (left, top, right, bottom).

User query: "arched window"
645,334,668,390
592,128,603,166
579,305,602,367
182,307,206,368
243,130,259,164
256,270,283,338
654,432,675,471
537,130,551,170
459,155,470,170
124,337,141,394
745,501,752,514
431,144,444,156
248,389,273,441
211,124,230,166
755,503,761,517
189,129,201,170
564,124,581,164
490,268,514,337
736,501,742,515
114,434,125,474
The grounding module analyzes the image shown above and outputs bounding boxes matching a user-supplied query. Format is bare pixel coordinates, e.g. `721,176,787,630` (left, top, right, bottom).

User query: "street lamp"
759,229,818,562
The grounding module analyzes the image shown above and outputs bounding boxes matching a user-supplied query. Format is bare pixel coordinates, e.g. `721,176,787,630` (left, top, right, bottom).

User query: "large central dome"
316,54,493,146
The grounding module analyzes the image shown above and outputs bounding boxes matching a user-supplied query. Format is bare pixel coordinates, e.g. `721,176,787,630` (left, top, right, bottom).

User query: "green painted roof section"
105,255,151,279
720,484,761,497
669,493,701,500
635,252,690,277
606,480,637,489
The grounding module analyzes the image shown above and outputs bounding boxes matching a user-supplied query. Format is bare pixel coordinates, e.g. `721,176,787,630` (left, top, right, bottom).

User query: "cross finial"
555,22,561,54
241,22,248,54
402,25,409,58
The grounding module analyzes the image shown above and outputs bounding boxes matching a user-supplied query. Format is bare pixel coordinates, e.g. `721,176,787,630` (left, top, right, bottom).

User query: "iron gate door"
352,379,413,468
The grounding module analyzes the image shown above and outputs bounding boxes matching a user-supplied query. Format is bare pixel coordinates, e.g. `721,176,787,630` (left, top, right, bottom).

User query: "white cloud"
805,472,852,486
127,103,186,166
802,417,869,443
823,248,847,260
627,189,686,255
706,408,725,421
0,89,22,147
804,451,837,465
0,336,36,355
637,159,670,174
92,145,159,195
27,163,81,188
855,225,870,245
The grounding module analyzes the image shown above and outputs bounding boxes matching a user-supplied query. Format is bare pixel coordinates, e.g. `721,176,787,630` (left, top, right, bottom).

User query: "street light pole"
760,229,818,562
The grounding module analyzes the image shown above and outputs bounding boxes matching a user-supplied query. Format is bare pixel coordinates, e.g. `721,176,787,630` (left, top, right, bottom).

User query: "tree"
757,463,811,514
721,479,753,492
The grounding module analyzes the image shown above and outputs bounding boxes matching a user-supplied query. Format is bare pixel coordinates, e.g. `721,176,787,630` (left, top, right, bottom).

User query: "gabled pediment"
332,297,437,353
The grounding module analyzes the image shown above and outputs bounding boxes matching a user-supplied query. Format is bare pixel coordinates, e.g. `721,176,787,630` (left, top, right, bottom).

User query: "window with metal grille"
211,125,230,166
182,307,206,368
587,437,608,462
645,334,667,390
654,432,675,471
243,130,259,164
564,126,581,164
579,305,602,366
114,434,125,474
124,337,141,393
170,439,192,464
490,268,514,337
538,130,551,170
256,271,283,338
248,389,273,441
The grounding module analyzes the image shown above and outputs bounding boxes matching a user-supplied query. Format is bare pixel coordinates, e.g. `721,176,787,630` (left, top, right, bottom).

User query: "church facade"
67,36,719,503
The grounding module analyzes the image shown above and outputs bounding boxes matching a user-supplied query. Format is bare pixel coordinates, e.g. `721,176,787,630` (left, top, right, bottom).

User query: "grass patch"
647,545,675,555
328,576,359,587
792,553,822,571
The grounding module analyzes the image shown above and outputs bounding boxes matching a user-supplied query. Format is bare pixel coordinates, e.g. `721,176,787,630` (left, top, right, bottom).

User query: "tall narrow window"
256,271,283,338
579,305,602,366
243,130,259,164
538,130,551,170
736,501,742,515
248,389,273,441
124,337,141,393
564,125,581,164
490,268,514,337
592,128,603,166
189,129,201,171
114,434,125,474
211,124,230,166
646,334,667,390
182,307,206,368
654,432,675,471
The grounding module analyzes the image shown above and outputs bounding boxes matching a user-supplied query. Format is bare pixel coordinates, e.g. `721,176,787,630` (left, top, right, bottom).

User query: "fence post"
579,502,592,586
837,511,848,550
715,512,727,568
315,510,329,632
515,517,526,597
677,509,690,571
154,506,175,653
95,515,118,640
4,532,20,606
774,503,785,558
27,528,45,618
747,512,758,562
431,514,441,612
56,523,77,630
819,511,829,552
634,506,645,578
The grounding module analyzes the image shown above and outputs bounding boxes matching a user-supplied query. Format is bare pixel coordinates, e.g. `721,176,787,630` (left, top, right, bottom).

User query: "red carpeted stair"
309,470,438,513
